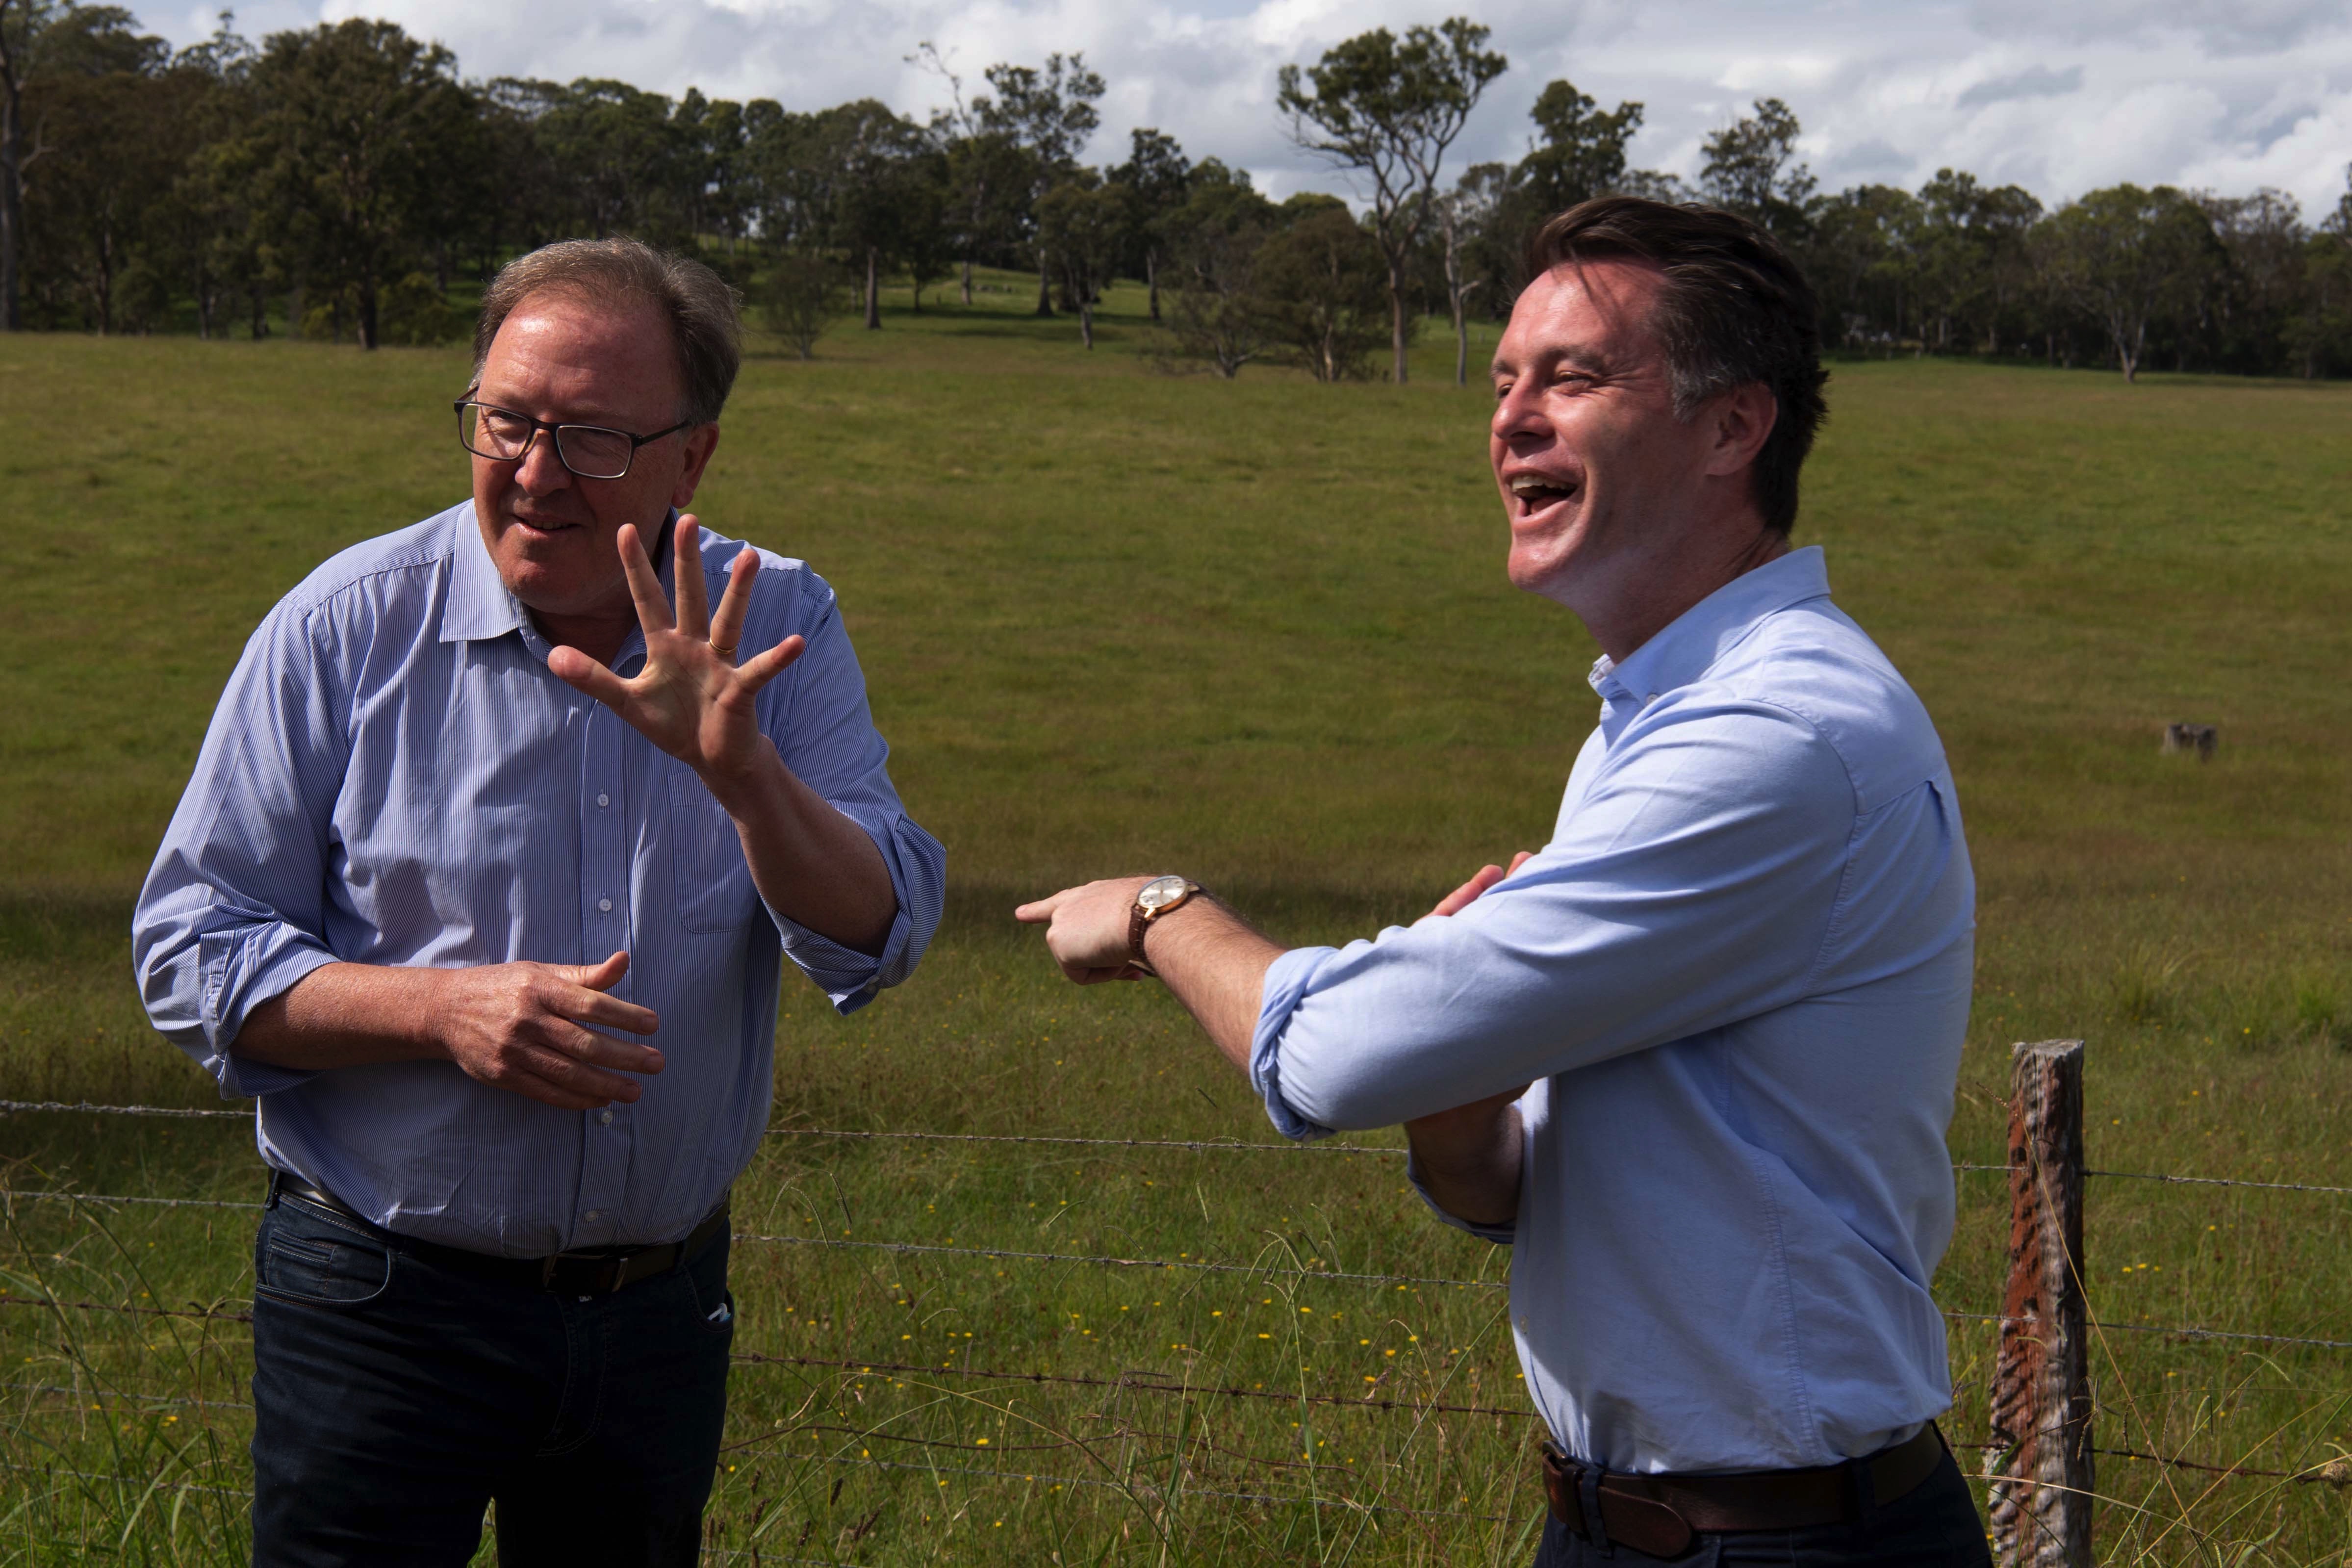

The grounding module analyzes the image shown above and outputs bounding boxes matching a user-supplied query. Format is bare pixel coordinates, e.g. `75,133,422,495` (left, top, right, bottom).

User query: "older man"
134,238,944,1565
1018,199,1985,1566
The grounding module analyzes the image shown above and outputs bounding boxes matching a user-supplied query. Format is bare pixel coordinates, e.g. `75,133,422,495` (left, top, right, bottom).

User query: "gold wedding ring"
711,641,738,660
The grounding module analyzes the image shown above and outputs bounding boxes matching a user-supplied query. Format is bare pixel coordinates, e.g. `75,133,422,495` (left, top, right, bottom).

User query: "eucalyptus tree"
971,51,1103,315
1037,167,1127,346
1277,17,1506,383
504,77,697,245
1110,127,1190,321
1,0,167,328
1442,77,1649,339
1432,172,1496,384
2036,184,2221,380
910,42,1032,305
1807,183,1923,351
1253,201,1391,381
24,51,205,331
2287,169,2352,377
153,13,274,336
754,98,941,329
1699,98,1815,242
1912,168,2040,354
1519,79,1642,212
1160,158,1277,377
2199,188,2310,373
233,21,482,348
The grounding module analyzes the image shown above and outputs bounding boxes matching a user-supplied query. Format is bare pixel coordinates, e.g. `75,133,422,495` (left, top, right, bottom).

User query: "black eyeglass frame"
454,391,695,481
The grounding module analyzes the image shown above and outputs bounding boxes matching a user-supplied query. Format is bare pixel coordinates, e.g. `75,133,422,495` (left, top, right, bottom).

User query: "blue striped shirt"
1250,548,1974,1474
134,501,945,1256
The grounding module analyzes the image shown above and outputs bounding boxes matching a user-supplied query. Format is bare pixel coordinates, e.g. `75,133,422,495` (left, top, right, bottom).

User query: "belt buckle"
1539,1443,1590,1539
540,1249,641,1295
1541,1444,1697,1559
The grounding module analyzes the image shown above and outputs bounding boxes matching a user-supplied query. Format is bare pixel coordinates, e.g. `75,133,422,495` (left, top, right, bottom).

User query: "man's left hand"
1429,850,1534,918
548,515,802,794
1015,877,1155,984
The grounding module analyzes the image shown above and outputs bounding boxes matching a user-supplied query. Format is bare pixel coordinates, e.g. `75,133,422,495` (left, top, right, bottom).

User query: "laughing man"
1017,198,1987,1567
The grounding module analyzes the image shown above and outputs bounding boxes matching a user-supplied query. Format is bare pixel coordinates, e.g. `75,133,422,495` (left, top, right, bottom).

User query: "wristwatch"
1127,875,1202,977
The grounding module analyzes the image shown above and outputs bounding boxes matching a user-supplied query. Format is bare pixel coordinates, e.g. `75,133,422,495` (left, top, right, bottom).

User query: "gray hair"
473,238,743,426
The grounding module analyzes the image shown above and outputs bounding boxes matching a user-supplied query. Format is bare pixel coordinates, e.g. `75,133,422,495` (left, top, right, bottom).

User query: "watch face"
1137,874,1190,911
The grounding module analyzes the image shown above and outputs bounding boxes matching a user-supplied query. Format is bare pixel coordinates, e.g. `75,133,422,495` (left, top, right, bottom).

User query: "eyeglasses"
455,394,694,481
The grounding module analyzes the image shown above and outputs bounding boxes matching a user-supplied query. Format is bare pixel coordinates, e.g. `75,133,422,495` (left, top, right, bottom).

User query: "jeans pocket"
682,1236,736,1338
255,1208,394,1308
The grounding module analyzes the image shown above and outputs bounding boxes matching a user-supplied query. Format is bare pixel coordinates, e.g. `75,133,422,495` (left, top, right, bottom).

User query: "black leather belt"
270,1171,729,1296
1540,1422,1949,1559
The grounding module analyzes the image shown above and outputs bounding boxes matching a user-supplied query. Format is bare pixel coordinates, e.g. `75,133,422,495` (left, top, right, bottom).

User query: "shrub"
762,249,845,360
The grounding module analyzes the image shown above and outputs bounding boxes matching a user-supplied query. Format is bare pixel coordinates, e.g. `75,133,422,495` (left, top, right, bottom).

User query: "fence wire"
0,1180,2346,1352
731,1230,1507,1292
733,1351,1538,1420
7,1100,2352,1514
1939,1308,2352,1353
12,1100,2352,1197
1950,1160,2352,1197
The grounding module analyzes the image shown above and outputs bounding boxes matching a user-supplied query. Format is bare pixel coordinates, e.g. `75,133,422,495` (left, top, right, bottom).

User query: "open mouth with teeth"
1508,472,1578,516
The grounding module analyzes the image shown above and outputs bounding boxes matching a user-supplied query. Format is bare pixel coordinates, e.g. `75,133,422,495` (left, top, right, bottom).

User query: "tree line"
3,1,2348,382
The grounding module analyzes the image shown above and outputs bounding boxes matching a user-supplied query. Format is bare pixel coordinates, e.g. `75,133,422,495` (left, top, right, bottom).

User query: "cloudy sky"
150,0,2352,219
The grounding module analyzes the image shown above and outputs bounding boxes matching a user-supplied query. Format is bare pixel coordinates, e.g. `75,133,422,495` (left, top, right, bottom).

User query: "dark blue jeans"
249,1190,734,1567
1532,1447,1992,1567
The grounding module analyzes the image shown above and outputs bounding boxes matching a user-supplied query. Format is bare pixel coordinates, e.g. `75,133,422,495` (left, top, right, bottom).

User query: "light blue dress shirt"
134,502,945,1257
1251,548,1974,1475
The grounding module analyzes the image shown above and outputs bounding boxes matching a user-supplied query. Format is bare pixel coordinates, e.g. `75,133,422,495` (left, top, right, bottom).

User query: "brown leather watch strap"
1127,903,1153,971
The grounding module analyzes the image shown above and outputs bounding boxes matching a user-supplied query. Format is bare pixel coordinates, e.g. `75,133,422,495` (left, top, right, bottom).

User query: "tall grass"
1,272,2349,1562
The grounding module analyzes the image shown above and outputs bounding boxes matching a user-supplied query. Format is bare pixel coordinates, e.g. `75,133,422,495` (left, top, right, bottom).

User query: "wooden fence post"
1987,1039,2094,1568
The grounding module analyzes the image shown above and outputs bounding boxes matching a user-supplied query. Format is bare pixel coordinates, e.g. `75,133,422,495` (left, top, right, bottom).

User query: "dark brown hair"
473,238,743,426
1524,198,1828,534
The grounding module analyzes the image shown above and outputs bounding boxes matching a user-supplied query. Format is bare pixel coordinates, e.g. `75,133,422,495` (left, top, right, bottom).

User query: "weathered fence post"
1987,1039,2094,1568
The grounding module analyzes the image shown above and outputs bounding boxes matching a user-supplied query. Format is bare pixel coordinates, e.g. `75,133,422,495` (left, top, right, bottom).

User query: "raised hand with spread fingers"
546,514,805,789
546,513,899,957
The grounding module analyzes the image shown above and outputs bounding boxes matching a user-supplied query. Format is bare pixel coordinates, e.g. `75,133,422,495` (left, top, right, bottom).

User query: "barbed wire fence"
3,1057,2350,1566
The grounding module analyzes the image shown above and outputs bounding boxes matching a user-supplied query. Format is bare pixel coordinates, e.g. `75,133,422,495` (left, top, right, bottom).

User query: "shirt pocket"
667,770,761,935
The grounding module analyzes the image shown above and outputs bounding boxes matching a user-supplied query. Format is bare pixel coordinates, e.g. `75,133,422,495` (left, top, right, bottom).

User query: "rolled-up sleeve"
133,604,350,1098
1249,697,1859,1138
765,576,946,1013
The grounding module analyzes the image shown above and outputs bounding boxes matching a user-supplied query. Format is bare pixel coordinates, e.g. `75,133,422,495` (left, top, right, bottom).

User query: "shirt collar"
438,504,679,646
439,500,525,644
1588,545,1832,707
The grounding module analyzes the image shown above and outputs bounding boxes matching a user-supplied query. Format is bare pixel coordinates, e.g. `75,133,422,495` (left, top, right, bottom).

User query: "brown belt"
1540,1422,1949,1559
270,1171,728,1296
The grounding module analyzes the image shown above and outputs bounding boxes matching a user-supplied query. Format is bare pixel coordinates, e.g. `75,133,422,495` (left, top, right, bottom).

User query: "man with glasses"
134,238,945,1565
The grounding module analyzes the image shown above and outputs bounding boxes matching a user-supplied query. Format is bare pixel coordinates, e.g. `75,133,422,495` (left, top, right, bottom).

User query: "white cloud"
148,0,2352,215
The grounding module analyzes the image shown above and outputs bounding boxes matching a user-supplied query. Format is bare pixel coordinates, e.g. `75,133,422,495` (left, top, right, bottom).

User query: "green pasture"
1,273,2349,1565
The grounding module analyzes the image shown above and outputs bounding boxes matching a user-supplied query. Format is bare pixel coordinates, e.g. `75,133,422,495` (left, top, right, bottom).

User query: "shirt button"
597,792,611,807
598,1109,614,1126
585,1209,604,1221
598,897,614,913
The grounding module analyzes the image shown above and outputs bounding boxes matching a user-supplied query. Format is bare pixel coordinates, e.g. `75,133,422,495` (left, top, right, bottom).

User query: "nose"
513,428,572,496
1491,378,1548,444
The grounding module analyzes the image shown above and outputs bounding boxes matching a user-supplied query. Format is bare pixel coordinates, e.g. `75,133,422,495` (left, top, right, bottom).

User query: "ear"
1700,383,1778,481
671,424,721,509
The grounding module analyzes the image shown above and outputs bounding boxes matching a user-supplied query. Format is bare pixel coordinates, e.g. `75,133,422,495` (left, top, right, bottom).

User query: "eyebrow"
1492,343,1615,382
473,390,640,428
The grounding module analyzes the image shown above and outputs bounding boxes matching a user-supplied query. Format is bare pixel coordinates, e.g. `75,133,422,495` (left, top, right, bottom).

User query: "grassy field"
1,271,2350,1565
